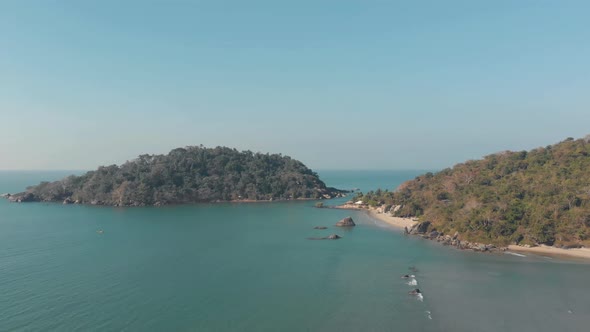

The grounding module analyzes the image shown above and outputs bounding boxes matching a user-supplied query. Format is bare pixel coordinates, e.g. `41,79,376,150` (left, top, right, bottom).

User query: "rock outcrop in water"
335,217,355,227
408,289,421,295
5,146,347,206
308,234,342,240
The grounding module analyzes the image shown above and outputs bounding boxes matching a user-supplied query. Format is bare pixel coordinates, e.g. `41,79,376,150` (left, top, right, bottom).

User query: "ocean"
0,170,589,331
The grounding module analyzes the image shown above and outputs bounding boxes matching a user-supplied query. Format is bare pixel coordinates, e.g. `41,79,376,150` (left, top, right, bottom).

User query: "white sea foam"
407,278,418,286
425,310,432,320
505,252,526,257
417,293,424,301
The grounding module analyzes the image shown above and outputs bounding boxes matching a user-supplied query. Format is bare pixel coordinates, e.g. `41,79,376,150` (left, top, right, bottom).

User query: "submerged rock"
409,288,422,295
307,234,342,240
335,216,356,227
325,234,342,240
313,226,328,230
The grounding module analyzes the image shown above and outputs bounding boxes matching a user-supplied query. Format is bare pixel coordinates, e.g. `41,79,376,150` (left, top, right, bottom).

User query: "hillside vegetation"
356,136,590,247
10,146,344,206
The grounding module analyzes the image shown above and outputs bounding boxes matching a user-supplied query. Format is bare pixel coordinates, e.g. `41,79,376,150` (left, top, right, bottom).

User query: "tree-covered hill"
356,136,590,247
8,146,345,206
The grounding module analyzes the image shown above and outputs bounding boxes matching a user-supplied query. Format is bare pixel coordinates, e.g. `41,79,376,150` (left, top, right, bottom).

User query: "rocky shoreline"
2,191,348,207
404,221,506,253
330,202,509,254
2,145,349,207
401,217,590,258
340,204,590,259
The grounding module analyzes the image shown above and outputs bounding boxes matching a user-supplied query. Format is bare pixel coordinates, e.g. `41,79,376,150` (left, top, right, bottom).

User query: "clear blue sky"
1,0,589,170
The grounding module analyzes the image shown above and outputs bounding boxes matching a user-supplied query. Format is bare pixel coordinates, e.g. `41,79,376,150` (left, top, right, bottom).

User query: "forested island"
353,136,590,248
6,146,346,206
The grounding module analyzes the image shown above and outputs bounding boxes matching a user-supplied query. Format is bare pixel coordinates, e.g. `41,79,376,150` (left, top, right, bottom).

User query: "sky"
1,0,589,171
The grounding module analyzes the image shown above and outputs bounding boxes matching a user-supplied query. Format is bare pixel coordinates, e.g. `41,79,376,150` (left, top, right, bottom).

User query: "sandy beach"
507,245,590,260
334,204,418,229
366,208,418,229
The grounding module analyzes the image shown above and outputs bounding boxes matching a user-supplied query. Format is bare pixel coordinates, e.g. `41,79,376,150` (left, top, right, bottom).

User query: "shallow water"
0,170,588,331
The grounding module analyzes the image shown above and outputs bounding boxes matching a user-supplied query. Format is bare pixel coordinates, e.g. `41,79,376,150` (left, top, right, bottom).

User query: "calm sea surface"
0,170,589,331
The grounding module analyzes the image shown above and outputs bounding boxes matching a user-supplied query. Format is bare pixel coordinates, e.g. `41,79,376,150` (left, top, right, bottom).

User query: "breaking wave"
505,252,526,257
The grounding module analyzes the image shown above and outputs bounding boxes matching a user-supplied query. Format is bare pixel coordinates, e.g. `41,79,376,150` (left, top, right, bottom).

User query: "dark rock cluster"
406,221,506,253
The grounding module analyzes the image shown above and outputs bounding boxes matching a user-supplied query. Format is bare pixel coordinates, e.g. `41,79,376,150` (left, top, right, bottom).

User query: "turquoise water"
1,170,589,331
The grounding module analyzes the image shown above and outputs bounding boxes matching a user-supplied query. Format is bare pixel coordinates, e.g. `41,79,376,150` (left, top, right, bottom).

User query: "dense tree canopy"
14,146,344,206
355,136,590,247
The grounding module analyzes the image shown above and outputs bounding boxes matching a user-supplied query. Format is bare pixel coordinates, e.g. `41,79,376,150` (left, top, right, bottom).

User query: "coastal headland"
335,203,590,260
340,136,590,261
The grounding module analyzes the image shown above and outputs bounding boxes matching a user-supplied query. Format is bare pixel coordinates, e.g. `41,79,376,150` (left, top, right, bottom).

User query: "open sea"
1,170,589,331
